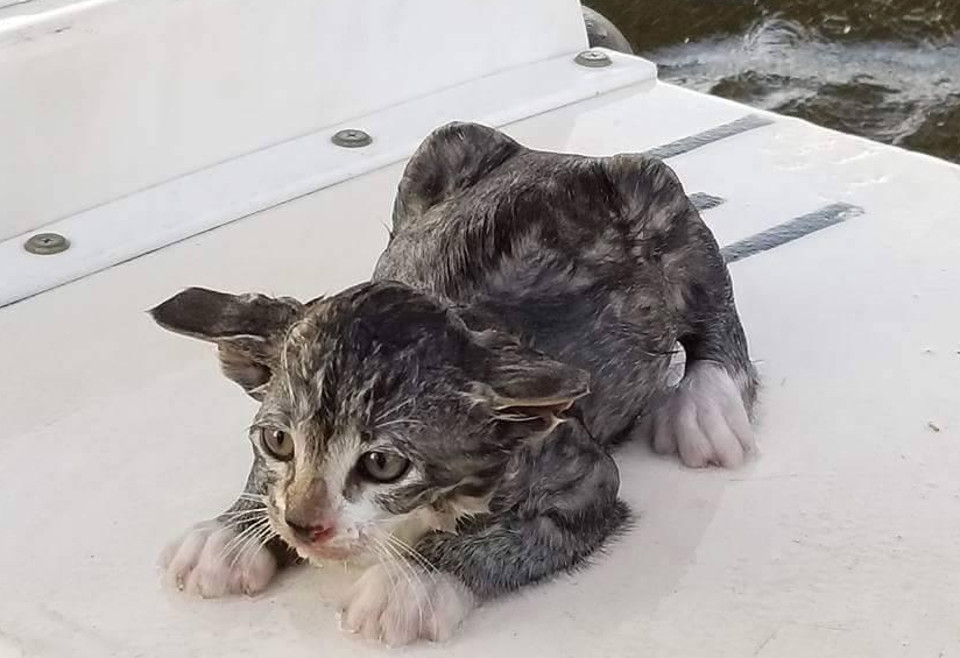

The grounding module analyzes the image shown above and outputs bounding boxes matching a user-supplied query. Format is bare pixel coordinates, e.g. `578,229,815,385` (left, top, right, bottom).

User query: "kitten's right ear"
150,287,303,399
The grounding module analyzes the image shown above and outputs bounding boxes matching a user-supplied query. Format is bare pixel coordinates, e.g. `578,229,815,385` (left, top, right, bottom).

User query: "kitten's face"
151,281,589,564
249,321,487,563
249,389,480,565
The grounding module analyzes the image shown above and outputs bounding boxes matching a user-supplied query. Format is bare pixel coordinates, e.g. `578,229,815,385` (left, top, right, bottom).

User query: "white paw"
159,520,277,597
643,361,756,468
339,563,475,646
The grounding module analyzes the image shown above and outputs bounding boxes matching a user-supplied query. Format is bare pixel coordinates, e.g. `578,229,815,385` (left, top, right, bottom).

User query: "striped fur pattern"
151,122,757,644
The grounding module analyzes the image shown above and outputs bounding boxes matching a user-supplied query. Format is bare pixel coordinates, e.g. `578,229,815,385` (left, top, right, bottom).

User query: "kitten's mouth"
267,514,363,563
286,531,365,563
297,543,355,562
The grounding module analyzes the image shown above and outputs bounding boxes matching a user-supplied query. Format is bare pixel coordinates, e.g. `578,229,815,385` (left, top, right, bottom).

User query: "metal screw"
24,232,70,255
574,49,612,68
331,129,373,148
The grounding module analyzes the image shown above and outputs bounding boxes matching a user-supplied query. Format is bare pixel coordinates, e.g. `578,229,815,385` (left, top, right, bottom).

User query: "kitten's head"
152,281,589,563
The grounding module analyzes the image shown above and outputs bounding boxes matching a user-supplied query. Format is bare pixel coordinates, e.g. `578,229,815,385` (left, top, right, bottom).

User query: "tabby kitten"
153,122,757,645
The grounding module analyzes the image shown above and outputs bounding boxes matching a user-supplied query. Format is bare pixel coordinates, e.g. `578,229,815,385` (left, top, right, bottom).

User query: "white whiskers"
368,527,439,630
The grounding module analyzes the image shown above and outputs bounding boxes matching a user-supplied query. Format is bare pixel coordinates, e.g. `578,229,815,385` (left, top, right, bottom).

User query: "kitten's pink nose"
286,518,334,544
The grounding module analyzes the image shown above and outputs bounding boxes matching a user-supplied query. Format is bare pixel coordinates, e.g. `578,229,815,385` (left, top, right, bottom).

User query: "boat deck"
2,32,959,658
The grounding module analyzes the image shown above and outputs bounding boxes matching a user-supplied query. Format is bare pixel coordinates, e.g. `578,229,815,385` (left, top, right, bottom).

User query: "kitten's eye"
357,451,410,483
260,428,294,461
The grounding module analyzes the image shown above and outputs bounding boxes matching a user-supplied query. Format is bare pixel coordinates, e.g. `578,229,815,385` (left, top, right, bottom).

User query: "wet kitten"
152,122,758,645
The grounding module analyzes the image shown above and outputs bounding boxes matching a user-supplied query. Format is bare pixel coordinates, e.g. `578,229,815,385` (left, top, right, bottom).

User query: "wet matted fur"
152,122,758,645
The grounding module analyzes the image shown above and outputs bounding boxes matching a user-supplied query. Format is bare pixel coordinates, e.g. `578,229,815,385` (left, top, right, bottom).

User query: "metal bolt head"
574,49,612,68
24,232,70,255
331,129,373,148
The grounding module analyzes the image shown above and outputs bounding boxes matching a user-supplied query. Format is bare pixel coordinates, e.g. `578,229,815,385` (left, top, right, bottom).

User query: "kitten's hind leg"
600,153,757,467
641,356,756,468
159,465,293,597
637,227,758,468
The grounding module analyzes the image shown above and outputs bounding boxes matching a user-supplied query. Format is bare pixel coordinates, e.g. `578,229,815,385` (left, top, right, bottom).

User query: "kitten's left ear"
471,340,590,433
150,287,303,399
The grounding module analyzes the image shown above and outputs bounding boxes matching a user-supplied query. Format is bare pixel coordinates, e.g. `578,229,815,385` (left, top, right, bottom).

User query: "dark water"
587,0,960,163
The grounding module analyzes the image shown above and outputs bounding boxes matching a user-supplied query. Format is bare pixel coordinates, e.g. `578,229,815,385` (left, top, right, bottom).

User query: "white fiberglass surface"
0,0,74,19
1,85,958,657
0,0,586,240
0,49,655,308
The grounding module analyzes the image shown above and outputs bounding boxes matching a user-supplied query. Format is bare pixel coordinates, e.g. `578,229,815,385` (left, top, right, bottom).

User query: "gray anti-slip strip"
689,192,725,212
721,202,865,264
645,114,775,160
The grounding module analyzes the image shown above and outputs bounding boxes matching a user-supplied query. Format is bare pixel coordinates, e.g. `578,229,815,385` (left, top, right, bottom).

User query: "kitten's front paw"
159,520,277,597
340,563,475,646
644,361,756,468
